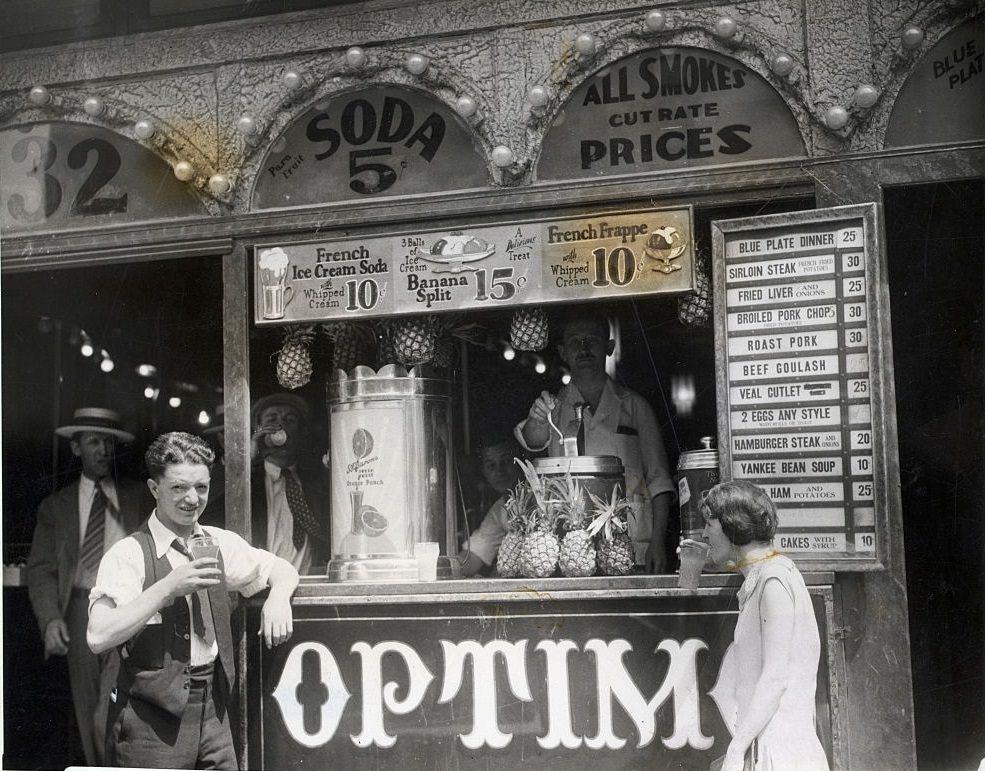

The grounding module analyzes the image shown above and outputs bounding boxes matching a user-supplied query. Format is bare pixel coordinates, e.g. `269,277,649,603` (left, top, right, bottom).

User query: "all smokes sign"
537,47,805,180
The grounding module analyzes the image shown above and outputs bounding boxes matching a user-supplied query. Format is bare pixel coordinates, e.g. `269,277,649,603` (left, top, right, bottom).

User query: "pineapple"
510,308,549,351
496,482,532,578
323,321,373,374
274,325,315,390
516,459,560,579
391,315,437,365
552,473,596,577
587,487,636,576
375,321,398,368
678,250,712,328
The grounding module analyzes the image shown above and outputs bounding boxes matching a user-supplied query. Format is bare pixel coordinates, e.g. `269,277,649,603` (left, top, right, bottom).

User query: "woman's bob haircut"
698,480,778,546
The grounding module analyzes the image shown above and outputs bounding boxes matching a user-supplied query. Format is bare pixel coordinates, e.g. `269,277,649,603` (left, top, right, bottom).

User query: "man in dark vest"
87,431,299,769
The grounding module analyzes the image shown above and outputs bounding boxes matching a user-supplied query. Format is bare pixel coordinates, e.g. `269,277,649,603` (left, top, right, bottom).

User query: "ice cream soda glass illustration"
258,247,295,319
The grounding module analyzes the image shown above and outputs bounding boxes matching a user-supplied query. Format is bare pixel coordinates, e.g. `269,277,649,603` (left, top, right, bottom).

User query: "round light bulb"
901,25,924,49
561,373,572,385
134,119,155,140
283,70,302,90
854,84,879,109
715,16,738,38
644,10,667,31
100,355,114,373
198,410,210,425
345,46,367,68
168,396,182,408
824,106,849,130
770,53,795,77
491,145,514,168
236,115,257,135
575,33,596,56
28,86,51,106
528,85,550,108
503,346,516,361
208,174,231,195
535,361,547,374
454,95,477,118
173,161,195,182
146,386,158,400
80,342,94,358
83,96,104,116
136,364,157,377
405,54,428,75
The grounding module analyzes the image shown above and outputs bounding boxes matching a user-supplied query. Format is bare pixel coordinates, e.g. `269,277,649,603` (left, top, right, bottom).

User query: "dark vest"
117,526,234,718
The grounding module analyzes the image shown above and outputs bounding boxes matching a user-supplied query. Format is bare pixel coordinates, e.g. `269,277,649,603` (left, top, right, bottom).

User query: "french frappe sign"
537,47,805,180
253,206,693,324
713,204,884,568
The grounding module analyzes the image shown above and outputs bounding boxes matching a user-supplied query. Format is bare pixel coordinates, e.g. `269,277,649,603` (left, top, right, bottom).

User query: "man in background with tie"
249,393,329,574
26,407,151,765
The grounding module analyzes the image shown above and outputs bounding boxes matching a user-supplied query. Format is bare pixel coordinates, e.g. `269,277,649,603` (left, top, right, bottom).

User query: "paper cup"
414,542,439,582
677,541,708,592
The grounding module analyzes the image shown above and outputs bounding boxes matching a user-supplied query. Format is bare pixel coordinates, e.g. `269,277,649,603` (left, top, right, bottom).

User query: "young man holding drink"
87,431,299,769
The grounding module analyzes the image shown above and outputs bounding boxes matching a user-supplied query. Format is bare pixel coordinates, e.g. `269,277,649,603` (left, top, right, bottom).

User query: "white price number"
845,328,868,348
844,302,867,322
851,429,872,450
848,378,870,398
851,455,873,475
853,480,874,501
854,532,876,553
842,277,865,298
841,252,864,272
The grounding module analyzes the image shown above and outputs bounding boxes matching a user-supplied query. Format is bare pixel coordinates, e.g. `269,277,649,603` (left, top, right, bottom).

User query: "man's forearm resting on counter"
647,491,673,574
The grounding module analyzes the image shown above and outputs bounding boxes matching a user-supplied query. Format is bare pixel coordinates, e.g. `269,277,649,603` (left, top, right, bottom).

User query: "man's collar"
148,511,205,558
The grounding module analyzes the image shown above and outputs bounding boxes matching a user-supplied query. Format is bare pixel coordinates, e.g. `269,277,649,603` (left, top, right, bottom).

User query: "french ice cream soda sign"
252,595,833,769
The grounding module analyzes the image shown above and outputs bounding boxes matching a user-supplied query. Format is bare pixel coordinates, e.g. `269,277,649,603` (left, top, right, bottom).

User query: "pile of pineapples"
496,460,636,579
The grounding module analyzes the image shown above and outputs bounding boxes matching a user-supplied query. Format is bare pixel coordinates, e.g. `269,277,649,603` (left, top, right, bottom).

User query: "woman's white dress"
710,555,830,771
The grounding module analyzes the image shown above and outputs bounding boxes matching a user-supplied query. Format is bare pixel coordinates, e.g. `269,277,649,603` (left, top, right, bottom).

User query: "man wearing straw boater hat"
26,407,152,766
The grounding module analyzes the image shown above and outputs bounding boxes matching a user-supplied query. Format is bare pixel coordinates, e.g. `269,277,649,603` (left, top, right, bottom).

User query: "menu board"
253,207,694,324
713,204,884,568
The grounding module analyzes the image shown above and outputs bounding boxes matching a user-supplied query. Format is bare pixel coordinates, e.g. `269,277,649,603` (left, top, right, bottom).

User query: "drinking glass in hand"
189,534,221,563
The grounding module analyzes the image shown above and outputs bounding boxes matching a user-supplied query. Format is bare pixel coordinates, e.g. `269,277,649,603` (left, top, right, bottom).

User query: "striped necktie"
80,481,109,577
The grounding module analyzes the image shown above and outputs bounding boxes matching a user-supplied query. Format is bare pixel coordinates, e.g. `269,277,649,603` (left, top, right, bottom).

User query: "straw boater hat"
55,407,134,443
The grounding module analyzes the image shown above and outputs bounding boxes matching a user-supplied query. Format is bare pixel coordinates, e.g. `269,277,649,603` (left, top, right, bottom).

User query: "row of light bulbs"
24,15,932,191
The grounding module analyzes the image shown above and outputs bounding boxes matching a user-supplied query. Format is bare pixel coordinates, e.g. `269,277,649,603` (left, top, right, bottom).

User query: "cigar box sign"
247,593,834,770
253,206,693,324
537,47,805,181
1,121,206,234
713,204,886,568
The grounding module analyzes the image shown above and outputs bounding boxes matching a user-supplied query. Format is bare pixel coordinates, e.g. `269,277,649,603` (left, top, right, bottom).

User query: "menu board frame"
252,205,694,325
713,203,890,571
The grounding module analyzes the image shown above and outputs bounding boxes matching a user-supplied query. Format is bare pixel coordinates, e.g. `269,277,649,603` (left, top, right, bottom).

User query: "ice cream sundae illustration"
258,247,294,319
644,226,687,274
414,231,495,273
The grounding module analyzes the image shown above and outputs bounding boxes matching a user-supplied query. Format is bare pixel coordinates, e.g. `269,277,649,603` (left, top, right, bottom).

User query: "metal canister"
327,365,459,582
677,436,720,541
532,455,626,516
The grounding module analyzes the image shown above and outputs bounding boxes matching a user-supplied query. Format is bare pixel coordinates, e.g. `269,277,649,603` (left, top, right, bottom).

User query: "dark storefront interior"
886,178,985,771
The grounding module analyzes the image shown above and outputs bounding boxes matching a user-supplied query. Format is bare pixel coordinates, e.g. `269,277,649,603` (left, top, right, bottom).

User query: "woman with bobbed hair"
696,480,829,771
